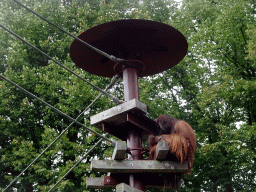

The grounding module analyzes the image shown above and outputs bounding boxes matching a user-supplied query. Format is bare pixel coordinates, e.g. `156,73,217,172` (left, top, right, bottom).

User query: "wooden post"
116,183,143,192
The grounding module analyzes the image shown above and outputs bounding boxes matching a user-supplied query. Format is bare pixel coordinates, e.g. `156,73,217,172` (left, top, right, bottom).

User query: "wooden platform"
88,101,186,190
87,172,183,189
91,160,188,173
90,99,161,140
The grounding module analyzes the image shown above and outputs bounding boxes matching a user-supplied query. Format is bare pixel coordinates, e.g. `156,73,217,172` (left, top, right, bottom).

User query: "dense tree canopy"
0,0,255,191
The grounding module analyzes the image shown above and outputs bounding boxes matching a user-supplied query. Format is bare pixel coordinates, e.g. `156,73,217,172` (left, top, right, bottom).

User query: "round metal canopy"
70,19,188,77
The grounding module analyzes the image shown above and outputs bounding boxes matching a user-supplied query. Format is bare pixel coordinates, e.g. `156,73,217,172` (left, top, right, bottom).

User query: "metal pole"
123,67,139,101
122,62,144,191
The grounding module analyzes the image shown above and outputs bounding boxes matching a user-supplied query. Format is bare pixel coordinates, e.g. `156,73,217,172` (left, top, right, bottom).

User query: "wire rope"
0,23,123,105
1,2,122,190
0,74,116,144
12,0,124,64
48,138,104,192
1,74,119,192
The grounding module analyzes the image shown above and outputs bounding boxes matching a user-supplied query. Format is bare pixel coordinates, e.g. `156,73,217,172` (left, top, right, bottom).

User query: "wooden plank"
127,114,160,136
155,141,169,160
90,99,148,126
91,160,188,173
116,183,144,192
86,176,119,189
112,141,127,160
86,178,104,188
101,115,160,141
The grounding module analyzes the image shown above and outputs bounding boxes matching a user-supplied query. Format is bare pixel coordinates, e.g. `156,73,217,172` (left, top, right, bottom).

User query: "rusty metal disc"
70,19,188,77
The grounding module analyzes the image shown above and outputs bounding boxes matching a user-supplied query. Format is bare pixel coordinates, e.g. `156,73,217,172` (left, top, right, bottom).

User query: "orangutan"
148,115,196,170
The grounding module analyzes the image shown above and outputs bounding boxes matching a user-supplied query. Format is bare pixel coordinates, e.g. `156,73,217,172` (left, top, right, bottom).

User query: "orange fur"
148,116,196,171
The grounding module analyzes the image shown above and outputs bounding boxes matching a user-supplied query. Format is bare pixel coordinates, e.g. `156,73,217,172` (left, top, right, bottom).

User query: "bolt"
148,163,152,167
165,163,169,167
107,179,110,183
118,107,122,111
130,163,133,166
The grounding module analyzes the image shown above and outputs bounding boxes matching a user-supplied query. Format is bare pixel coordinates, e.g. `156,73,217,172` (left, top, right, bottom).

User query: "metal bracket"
104,176,119,186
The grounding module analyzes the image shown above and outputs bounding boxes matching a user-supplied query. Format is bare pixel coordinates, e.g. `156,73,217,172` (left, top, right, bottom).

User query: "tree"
0,0,165,191
140,0,255,191
1,0,255,191
165,0,256,191
0,0,120,191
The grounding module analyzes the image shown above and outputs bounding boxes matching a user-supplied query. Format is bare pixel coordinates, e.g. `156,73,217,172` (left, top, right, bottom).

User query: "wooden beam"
86,176,119,188
86,173,182,189
112,141,127,160
127,113,160,136
90,99,148,126
155,141,169,160
86,178,104,189
91,160,188,173
116,183,144,192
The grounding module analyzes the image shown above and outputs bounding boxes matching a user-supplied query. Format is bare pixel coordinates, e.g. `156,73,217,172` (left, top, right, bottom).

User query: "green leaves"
172,0,256,191
0,0,256,191
0,0,119,190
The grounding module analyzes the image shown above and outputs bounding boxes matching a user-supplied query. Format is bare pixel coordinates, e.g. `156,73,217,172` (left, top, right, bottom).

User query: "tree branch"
240,23,247,46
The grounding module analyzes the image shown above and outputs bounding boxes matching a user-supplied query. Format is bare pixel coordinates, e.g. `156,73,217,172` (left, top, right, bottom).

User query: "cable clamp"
109,55,124,63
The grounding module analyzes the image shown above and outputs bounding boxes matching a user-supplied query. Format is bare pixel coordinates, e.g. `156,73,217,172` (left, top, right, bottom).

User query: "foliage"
0,0,255,191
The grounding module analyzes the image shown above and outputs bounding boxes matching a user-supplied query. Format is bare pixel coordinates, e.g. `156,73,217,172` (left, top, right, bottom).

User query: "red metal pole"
122,63,144,191
123,67,139,101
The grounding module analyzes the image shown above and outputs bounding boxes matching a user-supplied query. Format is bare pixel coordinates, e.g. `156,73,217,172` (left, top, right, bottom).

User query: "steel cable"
0,23,123,105
1,2,122,190
12,0,124,64
48,138,104,192
0,74,116,143
1,74,119,192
